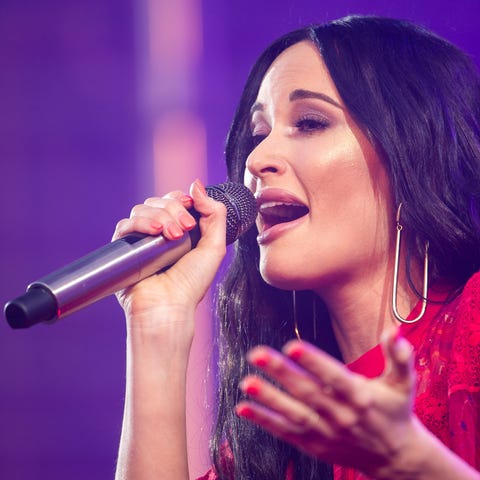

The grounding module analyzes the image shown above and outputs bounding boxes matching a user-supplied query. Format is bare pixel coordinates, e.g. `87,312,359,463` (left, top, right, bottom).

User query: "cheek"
299,141,368,205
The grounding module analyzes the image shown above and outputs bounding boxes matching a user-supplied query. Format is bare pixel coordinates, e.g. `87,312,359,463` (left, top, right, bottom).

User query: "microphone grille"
206,182,258,245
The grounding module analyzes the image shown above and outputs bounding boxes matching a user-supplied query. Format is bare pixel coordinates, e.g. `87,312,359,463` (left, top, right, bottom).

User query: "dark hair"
212,15,480,479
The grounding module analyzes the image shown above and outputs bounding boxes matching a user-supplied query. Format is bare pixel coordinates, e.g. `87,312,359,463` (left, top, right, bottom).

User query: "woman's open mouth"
259,201,309,230
255,189,310,244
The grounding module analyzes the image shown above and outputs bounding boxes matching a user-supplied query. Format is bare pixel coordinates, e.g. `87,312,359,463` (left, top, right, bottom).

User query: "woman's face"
244,41,395,295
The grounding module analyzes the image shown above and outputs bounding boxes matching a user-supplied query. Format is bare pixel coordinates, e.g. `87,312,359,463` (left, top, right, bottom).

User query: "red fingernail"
236,405,254,419
178,212,196,229
166,222,183,238
180,195,193,204
251,353,269,367
287,345,304,361
243,378,261,396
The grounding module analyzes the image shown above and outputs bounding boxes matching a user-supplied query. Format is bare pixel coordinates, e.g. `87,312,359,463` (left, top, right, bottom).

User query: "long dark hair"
212,15,480,479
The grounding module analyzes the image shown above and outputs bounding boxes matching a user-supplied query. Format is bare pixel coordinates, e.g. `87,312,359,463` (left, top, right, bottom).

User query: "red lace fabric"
198,273,480,480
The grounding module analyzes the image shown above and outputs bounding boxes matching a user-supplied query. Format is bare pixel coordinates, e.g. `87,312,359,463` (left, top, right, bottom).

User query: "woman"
114,16,480,479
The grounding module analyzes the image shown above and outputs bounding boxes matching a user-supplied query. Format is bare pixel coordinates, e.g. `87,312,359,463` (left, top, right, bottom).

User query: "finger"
144,192,194,217
281,341,372,410
137,198,197,232
116,194,198,242
236,385,333,439
246,346,369,431
189,179,226,217
247,346,334,403
112,216,164,240
240,373,360,434
188,179,227,248
382,331,416,394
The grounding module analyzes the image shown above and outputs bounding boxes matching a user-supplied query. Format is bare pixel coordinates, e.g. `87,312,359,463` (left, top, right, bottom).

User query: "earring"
392,203,429,324
292,291,318,341
293,290,302,340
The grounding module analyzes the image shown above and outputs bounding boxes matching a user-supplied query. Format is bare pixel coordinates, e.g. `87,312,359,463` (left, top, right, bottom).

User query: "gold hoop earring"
392,203,429,324
293,290,302,340
292,291,318,341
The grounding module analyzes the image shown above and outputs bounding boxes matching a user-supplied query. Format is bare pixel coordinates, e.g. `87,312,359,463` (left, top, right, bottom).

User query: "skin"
114,180,228,480
243,40,403,361
237,41,480,479
114,42,480,479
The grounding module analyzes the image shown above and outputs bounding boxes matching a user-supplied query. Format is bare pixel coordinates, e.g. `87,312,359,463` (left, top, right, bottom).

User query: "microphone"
4,182,257,329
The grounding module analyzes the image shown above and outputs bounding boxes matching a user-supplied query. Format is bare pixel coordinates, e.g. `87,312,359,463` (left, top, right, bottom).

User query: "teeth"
259,202,309,222
260,201,305,210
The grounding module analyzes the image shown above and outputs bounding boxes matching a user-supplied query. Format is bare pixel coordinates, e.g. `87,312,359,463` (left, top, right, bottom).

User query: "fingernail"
286,344,304,361
180,194,193,204
192,179,207,197
235,404,254,419
165,222,183,239
248,351,270,368
240,378,261,397
178,212,196,229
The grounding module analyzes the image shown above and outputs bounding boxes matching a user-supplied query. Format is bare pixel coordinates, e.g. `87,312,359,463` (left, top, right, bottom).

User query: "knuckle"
294,383,319,404
114,218,128,233
165,190,187,200
333,410,358,431
349,379,372,412
130,203,145,217
144,196,159,205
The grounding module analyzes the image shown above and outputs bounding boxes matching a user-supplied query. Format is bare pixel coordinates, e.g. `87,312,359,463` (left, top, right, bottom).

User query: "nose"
245,137,287,180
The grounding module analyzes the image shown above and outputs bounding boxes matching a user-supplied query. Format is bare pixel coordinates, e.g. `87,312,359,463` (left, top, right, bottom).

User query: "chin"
260,265,313,291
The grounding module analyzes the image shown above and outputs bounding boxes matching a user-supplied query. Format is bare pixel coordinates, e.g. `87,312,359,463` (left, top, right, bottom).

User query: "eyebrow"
250,88,344,116
289,89,344,109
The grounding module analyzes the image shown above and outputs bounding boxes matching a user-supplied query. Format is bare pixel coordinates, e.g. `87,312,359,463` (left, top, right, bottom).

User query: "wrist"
126,304,196,351
372,416,429,480
374,415,475,480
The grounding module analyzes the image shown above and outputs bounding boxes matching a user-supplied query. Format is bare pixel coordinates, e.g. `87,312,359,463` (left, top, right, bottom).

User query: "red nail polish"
252,353,269,367
244,379,261,396
287,345,304,361
166,222,183,238
179,212,195,229
236,405,254,419
180,195,193,204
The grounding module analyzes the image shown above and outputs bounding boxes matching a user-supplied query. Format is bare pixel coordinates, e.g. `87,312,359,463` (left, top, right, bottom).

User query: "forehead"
256,40,342,105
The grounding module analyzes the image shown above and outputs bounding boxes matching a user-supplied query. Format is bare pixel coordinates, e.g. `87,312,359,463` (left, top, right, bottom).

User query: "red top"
198,273,480,479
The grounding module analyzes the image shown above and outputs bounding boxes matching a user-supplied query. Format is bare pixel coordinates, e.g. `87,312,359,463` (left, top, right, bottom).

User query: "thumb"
382,330,416,395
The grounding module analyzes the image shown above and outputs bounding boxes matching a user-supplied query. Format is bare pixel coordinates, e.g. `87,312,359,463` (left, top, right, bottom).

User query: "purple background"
0,1,479,478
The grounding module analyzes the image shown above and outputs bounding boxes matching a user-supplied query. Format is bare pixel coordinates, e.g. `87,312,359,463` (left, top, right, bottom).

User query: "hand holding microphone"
4,180,257,329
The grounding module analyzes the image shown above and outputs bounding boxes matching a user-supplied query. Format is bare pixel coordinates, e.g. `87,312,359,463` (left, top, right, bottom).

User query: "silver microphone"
4,182,257,329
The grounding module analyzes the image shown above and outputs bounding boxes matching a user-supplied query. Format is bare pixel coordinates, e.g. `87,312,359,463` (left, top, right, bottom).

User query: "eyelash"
295,115,330,133
250,115,330,147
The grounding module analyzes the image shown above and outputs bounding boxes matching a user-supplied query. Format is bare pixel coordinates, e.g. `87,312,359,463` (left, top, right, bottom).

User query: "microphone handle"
5,227,200,329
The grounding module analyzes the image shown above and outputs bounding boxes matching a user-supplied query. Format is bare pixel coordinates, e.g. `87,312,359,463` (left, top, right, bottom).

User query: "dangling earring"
292,290,302,340
392,203,429,324
292,291,318,341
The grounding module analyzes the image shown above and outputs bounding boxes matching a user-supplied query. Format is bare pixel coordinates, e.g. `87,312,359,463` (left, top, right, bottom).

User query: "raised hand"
236,331,424,478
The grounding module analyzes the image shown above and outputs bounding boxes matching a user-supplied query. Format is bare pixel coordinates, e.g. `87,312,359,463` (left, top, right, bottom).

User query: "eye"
295,115,330,133
251,133,267,148
250,120,270,148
